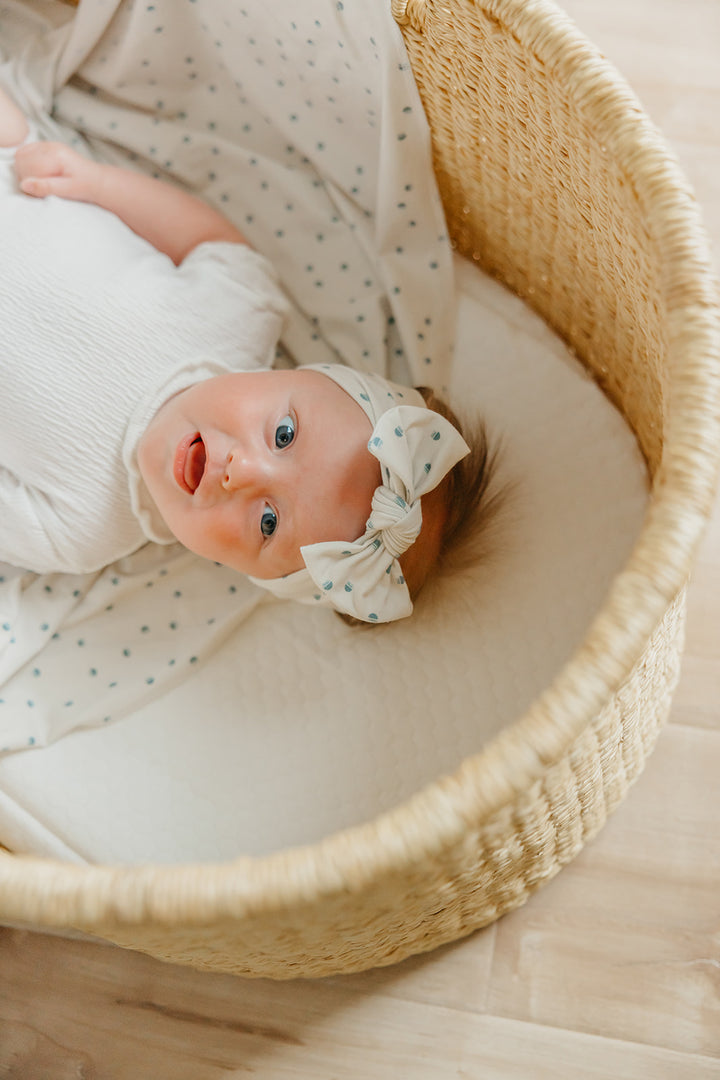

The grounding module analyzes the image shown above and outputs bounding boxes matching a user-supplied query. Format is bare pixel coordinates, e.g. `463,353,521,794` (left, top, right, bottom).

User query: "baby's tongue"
186,437,206,493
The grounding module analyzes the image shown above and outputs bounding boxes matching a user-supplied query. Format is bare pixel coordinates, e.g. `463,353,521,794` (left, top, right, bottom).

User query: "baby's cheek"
196,510,249,563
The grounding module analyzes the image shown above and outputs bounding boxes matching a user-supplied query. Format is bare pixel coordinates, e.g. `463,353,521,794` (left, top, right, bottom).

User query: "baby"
0,86,494,623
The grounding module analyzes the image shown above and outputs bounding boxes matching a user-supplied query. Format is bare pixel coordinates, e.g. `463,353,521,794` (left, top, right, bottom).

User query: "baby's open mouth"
175,433,207,494
185,435,207,493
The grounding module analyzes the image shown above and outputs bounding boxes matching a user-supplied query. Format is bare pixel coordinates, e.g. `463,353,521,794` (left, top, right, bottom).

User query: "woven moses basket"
1,0,718,978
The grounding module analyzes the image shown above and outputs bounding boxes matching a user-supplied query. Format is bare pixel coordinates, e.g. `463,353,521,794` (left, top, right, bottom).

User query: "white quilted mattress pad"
0,256,648,863
0,0,648,864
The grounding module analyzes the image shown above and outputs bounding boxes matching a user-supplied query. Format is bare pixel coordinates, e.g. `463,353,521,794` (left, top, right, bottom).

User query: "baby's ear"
398,480,450,600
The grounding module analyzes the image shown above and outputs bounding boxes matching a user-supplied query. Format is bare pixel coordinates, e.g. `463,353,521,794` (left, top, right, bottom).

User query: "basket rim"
1,0,719,930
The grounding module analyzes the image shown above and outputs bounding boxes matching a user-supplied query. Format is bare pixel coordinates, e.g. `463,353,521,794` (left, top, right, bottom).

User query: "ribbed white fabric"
0,145,288,574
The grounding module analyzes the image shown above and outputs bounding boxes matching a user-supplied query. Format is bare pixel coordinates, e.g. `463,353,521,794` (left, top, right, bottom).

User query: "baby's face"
137,369,380,579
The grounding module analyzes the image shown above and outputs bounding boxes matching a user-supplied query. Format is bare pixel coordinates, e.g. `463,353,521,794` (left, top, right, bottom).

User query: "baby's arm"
0,85,29,147
14,141,248,265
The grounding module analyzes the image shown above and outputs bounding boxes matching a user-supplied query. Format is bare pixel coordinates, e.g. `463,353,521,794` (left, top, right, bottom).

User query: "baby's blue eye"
261,504,277,537
275,415,295,448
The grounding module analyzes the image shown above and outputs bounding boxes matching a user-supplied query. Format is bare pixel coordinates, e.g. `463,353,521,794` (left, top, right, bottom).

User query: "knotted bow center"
369,486,422,559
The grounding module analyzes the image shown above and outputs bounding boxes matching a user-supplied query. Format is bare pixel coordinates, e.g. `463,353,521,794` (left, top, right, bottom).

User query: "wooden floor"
2,1,719,1076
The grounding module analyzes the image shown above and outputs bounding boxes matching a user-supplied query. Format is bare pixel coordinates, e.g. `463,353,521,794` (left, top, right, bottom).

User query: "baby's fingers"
15,142,97,202
14,141,71,180
19,175,80,199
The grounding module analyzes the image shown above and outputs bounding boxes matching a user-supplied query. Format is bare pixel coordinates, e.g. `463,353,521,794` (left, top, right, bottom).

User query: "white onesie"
0,144,288,574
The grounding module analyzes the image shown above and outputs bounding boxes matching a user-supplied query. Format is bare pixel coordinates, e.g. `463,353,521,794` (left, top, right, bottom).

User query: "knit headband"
249,363,470,622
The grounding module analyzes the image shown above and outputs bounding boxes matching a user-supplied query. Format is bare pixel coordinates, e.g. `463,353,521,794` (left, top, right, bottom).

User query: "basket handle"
391,0,426,33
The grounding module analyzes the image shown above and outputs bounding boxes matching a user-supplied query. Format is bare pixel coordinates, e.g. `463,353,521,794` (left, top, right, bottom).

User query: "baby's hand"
14,141,101,202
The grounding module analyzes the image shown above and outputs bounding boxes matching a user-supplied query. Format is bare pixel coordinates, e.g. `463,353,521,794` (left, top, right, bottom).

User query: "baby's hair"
402,385,500,592
342,386,502,626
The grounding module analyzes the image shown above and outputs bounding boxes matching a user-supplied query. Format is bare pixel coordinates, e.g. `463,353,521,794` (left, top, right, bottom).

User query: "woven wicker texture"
1,0,718,978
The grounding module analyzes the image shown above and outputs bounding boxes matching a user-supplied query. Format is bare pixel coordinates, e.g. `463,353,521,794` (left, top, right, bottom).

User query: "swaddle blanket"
2,0,454,382
0,0,456,752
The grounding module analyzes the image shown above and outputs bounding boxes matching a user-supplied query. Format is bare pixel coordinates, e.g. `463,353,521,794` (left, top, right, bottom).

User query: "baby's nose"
221,450,264,493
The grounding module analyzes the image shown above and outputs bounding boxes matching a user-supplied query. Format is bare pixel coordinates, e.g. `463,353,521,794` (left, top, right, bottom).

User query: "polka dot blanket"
0,0,455,754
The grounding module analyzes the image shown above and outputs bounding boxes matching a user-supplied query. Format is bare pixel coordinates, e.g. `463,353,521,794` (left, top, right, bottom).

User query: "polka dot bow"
252,404,470,623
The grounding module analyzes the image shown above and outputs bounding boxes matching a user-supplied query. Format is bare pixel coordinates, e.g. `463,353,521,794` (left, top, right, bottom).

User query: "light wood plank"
673,654,720,733
487,725,720,1057
1,928,719,1080
322,923,498,1013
